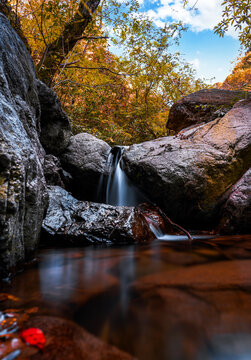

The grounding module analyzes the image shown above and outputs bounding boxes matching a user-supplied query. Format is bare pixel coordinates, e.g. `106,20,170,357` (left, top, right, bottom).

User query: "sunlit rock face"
123,100,251,229
0,14,48,277
217,168,251,234
167,88,250,133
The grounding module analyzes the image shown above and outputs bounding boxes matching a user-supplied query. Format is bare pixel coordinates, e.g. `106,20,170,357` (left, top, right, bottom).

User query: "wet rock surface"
123,99,251,229
42,186,155,245
167,88,250,133
36,80,72,155
60,133,111,200
0,14,48,277
217,168,251,234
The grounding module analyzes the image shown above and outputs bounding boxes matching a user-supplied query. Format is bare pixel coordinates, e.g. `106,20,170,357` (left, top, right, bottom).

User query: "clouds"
189,57,200,70
145,0,239,39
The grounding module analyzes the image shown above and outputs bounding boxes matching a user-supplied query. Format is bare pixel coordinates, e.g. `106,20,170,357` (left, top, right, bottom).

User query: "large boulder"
167,88,250,133
60,133,111,200
217,168,251,234
36,80,72,155
123,99,251,229
42,186,158,245
0,14,48,277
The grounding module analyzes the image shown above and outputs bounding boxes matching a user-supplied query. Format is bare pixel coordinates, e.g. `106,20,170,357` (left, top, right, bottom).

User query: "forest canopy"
3,0,250,144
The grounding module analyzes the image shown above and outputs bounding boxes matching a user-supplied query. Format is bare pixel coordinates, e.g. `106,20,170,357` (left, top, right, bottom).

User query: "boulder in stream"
42,186,156,244
123,99,251,229
0,14,48,277
167,88,250,133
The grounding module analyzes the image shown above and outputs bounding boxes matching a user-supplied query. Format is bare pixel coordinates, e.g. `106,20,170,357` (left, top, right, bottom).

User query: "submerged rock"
0,14,47,277
42,186,155,245
217,168,251,234
3,315,136,360
36,80,72,155
167,88,250,133
123,99,251,229
60,133,111,200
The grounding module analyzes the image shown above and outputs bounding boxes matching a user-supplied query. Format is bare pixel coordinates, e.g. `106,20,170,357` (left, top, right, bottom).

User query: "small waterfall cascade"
97,146,148,207
97,147,200,241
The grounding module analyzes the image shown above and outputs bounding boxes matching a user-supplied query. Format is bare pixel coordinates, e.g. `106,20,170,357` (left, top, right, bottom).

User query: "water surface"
1,235,251,360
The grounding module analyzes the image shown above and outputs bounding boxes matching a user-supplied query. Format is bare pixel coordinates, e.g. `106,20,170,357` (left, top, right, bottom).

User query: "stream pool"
1,235,251,360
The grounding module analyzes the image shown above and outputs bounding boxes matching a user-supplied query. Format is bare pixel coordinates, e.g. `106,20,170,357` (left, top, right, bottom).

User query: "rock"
217,168,251,234
16,316,136,360
167,88,250,133
60,133,111,200
43,154,72,188
123,100,251,229
42,186,156,245
0,14,48,277
36,80,72,155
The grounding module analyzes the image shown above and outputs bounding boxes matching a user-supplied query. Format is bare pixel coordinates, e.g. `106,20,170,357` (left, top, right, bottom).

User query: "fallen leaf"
26,307,39,314
0,294,19,303
20,328,46,350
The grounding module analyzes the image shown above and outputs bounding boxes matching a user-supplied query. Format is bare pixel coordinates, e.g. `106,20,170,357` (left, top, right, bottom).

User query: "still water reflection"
1,235,251,360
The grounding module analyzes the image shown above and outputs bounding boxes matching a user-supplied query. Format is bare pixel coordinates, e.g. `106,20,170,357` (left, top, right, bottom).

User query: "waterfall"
97,147,201,241
97,146,148,207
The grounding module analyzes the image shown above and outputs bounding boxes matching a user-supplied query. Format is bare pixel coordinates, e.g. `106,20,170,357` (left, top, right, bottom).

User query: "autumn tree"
7,0,207,144
216,51,251,90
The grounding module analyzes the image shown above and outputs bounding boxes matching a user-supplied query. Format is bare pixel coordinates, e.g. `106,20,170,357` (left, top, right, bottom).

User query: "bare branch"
53,79,113,89
58,65,153,77
73,35,108,40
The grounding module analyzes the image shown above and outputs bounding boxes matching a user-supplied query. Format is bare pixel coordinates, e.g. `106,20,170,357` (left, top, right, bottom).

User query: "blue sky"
111,0,241,83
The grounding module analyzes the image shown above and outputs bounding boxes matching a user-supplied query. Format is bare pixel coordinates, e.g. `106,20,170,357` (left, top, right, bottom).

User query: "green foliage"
214,0,251,49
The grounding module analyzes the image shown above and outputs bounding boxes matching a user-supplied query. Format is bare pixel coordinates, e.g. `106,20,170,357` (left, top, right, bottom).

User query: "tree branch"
37,0,101,85
58,65,153,77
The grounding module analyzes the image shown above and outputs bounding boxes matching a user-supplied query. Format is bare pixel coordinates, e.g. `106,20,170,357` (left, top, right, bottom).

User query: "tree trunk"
37,0,100,86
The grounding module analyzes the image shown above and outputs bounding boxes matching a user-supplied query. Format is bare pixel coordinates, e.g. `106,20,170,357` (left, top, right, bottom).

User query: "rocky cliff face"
0,14,48,277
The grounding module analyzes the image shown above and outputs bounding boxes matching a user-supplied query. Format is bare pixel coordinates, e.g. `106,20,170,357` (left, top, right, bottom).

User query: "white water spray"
97,146,147,207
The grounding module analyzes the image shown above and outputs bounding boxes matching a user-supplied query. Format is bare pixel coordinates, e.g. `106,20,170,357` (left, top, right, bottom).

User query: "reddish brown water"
1,235,251,360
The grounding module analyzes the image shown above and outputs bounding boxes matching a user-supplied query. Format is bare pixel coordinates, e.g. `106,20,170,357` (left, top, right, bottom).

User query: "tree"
8,0,207,144
216,51,251,90
9,0,101,85
214,0,251,49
